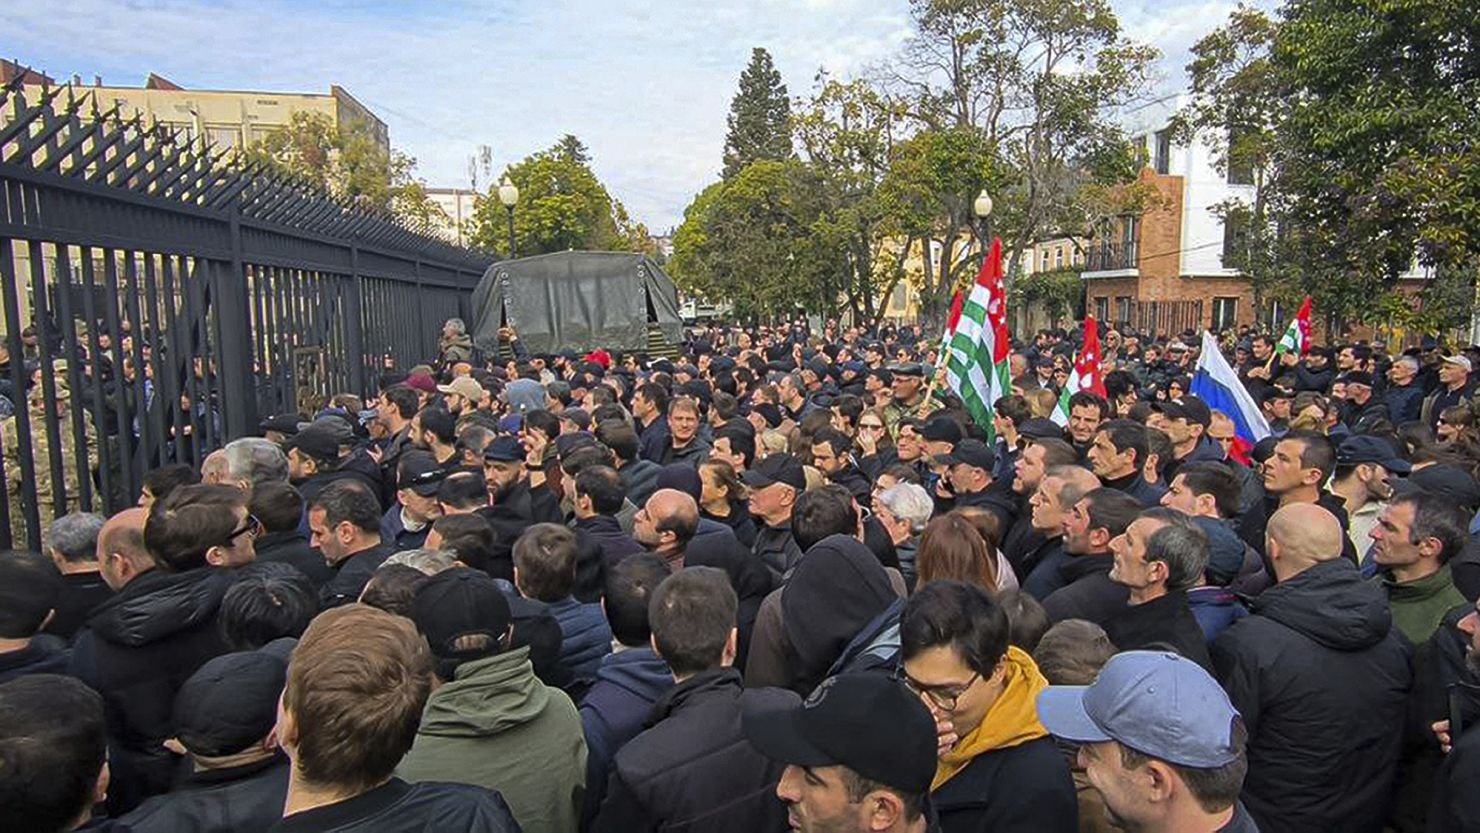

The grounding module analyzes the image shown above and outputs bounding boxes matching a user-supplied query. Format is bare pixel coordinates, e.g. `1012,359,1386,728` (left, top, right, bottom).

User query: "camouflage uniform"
3,387,97,547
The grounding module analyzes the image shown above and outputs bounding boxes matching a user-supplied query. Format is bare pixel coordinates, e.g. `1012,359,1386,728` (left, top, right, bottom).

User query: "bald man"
633,488,700,571
1211,504,1411,833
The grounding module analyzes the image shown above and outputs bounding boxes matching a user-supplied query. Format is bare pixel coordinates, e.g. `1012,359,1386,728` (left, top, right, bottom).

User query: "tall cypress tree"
722,47,792,179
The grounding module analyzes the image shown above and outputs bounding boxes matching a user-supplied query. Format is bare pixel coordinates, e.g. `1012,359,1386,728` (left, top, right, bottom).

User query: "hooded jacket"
931,646,1078,833
1187,585,1248,645
580,647,674,825
593,668,787,833
781,534,896,694
69,568,232,811
398,647,585,833
1212,558,1412,833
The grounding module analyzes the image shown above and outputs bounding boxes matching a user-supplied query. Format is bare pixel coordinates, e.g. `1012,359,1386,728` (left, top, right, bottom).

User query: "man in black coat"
593,566,787,833
0,550,71,684
1104,508,1213,671
251,482,334,587
937,439,1019,531
476,435,564,582
41,511,113,643
120,651,291,833
68,507,232,813
1213,503,1411,833
1041,488,1141,625
811,428,873,510
570,465,644,602
307,480,394,608
1428,597,1480,832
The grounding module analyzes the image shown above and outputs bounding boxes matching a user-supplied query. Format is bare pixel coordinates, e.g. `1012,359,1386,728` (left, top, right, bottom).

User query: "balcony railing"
1084,240,1138,272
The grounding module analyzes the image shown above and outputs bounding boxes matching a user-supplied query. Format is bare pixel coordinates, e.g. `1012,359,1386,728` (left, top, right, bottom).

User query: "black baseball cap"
1336,435,1411,475
751,402,784,429
1393,464,1480,511
1155,395,1212,428
743,673,938,795
283,423,341,462
939,438,995,471
397,452,448,496
482,435,526,463
919,415,963,444
741,453,807,492
411,569,512,668
173,651,287,757
259,413,305,437
1338,371,1375,388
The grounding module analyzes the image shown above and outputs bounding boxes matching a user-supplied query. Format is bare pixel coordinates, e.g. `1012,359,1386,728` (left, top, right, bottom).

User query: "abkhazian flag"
1274,295,1312,356
1051,315,1108,426
946,238,1012,438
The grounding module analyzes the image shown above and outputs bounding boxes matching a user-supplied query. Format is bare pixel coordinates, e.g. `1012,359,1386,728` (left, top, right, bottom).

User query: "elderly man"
42,512,112,642
1383,355,1424,424
743,453,807,582
874,483,934,591
1422,354,1479,432
1212,504,1410,833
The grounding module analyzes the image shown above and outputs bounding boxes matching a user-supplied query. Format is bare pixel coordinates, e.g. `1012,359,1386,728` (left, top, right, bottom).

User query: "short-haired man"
1369,490,1469,645
1240,429,1356,562
661,397,711,467
0,550,70,682
743,673,940,833
1212,504,1411,833
250,482,334,587
284,423,377,507
1066,392,1110,459
41,511,112,642
1002,438,1079,570
1089,419,1166,507
69,507,231,811
581,554,676,824
1421,354,1478,432
1330,435,1407,566
120,650,292,833
812,427,872,509
938,438,1018,531
1042,487,1142,624
477,435,565,579
593,567,788,833
1383,354,1424,424
599,419,662,508
572,465,644,586
632,488,701,572
399,569,586,833
514,522,613,687
1038,651,1258,833
1021,465,1102,599
275,605,522,832
308,480,394,608
632,382,672,463
1105,508,1214,670
0,674,109,833
145,483,259,570
1149,396,1221,484
898,581,1077,832
743,453,808,582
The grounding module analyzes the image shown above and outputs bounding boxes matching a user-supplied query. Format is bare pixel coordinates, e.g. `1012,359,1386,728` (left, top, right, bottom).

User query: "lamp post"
497,175,519,258
974,188,994,250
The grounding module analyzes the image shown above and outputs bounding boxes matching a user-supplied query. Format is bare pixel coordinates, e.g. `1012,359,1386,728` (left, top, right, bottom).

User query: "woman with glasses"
855,408,897,480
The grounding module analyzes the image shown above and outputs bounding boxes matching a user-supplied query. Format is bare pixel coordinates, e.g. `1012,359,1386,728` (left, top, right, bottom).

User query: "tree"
465,137,643,258
883,0,1157,321
243,111,447,230
722,48,793,179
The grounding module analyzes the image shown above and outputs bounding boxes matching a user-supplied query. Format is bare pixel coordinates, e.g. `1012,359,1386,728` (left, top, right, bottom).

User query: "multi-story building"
424,187,480,248
1080,95,1257,337
2,60,387,154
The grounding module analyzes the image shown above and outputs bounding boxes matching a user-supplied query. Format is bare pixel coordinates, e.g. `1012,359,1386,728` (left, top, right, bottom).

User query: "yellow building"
5,62,387,153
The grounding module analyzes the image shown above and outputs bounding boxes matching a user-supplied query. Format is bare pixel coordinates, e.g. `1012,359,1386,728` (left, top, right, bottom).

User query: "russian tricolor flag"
1189,330,1270,464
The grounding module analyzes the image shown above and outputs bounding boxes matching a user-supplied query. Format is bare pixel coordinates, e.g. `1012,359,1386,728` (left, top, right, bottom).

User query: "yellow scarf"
932,645,1050,790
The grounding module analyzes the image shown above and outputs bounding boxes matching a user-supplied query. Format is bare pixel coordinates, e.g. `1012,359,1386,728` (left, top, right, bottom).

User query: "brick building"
1082,96,1257,337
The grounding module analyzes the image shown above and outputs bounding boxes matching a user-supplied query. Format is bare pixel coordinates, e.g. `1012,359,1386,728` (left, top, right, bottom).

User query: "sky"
7,0,1266,232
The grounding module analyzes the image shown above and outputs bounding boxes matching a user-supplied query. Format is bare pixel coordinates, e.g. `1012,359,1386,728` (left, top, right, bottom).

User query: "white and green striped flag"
945,238,1012,439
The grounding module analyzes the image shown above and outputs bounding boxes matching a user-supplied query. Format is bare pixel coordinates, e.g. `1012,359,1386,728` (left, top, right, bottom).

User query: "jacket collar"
275,778,413,832
645,667,739,728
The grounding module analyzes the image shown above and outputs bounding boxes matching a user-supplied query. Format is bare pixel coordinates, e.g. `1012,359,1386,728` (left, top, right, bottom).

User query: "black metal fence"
1114,300,1205,338
0,78,493,549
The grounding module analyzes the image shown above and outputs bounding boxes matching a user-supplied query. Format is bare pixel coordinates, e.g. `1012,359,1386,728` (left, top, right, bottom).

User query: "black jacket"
1238,492,1358,564
753,522,803,583
271,778,521,833
571,514,645,603
1212,559,1412,833
828,462,874,509
1041,554,1128,626
477,480,564,583
593,669,787,833
702,503,758,550
69,568,232,812
0,633,72,683
254,529,335,588
1428,674,1480,833
319,542,394,608
1104,590,1213,671
950,480,1019,531
618,458,662,508
933,735,1078,833
122,753,289,833
1102,472,1167,508
43,570,114,642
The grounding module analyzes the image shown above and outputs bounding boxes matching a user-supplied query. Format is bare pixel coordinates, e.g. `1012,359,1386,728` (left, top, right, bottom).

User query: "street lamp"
497,175,519,258
974,188,994,246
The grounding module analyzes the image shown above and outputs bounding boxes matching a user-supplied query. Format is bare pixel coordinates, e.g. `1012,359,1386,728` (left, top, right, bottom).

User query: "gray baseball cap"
1036,650,1242,768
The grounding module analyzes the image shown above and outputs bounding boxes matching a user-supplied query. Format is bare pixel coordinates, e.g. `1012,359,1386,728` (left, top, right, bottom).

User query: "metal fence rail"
0,77,493,549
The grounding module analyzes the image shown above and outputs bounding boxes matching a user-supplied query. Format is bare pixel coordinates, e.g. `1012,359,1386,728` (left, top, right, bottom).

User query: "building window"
1039,252,1048,272
206,126,240,149
1221,213,1250,268
1153,130,1171,175
1212,297,1238,331
1095,296,1109,323
1055,247,1064,268
1116,296,1132,326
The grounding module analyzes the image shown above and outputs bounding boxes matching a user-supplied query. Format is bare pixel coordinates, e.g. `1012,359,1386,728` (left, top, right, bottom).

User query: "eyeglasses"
225,514,263,544
894,666,980,710
859,423,885,431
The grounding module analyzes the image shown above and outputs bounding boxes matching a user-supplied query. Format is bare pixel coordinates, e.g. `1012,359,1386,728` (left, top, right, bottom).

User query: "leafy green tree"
243,111,446,230
465,137,642,258
722,48,793,179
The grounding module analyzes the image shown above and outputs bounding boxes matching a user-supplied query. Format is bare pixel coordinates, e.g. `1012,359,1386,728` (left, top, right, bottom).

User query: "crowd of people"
3,313,1480,833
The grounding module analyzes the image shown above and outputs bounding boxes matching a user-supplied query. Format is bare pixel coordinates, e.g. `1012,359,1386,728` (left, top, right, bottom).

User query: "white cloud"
6,0,1251,229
